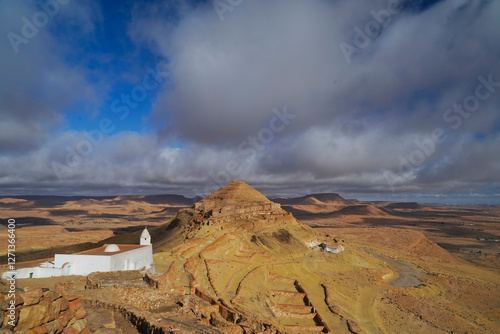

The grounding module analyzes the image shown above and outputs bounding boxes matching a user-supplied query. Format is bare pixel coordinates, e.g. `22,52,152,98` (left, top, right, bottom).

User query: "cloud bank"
1,0,500,202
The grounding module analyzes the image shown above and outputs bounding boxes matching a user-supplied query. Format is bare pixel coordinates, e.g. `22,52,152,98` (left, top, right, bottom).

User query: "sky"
1,0,500,203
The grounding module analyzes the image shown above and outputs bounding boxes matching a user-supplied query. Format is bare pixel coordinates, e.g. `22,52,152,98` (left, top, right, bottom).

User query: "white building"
318,242,345,254
3,228,154,279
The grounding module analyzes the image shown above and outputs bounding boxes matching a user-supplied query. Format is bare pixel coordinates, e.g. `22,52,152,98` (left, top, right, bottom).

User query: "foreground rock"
0,285,89,333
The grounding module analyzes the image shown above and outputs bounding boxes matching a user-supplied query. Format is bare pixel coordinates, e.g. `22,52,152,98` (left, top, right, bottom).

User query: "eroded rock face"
193,181,283,219
0,287,90,333
188,181,290,231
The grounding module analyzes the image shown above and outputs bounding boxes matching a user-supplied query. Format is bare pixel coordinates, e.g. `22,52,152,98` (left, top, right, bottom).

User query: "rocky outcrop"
0,287,89,333
81,299,168,333
191,181,285,225
195,202,282,217
191,202,286,228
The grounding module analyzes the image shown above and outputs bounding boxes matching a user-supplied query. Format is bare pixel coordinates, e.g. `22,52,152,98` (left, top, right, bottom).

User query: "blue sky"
53,0,165,134
1,0,500,203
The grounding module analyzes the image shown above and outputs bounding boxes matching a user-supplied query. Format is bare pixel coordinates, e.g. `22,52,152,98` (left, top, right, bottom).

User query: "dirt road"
356,250,421,333
387,258,421,287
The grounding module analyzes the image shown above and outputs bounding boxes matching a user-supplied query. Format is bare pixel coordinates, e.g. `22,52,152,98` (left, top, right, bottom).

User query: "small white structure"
318,243,344,254
140,227,151,245
3,228,154,279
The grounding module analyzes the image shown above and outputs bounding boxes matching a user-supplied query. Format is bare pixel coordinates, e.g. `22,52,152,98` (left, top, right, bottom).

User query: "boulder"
20,288,43,306
16,301,49,331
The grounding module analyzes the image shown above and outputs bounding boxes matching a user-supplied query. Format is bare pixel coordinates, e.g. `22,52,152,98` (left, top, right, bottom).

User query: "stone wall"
85,270,146,289
81,299,168,333
193,288,244,324
294,280,330,333
214,202,281,217
190,202,288,229
0,287,89,333
194,201,281,217
321,282,361,333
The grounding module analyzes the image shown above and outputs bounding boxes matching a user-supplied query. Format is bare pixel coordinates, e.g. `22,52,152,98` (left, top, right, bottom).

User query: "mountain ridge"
273,193,352,206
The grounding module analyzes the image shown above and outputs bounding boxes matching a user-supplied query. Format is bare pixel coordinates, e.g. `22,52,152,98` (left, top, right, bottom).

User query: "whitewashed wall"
54,254,111,276
109,245,153,272
2,266,63,279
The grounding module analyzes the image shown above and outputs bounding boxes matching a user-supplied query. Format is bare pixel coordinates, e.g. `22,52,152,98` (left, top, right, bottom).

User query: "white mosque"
3,228,154,279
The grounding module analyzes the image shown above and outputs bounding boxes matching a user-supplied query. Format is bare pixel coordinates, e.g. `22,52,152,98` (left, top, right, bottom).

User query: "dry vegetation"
1,183,500,333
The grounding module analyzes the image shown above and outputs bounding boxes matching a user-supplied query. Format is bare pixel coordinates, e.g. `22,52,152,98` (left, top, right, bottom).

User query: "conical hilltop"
200,181,271,204
193,181,282,217
148,180,317,255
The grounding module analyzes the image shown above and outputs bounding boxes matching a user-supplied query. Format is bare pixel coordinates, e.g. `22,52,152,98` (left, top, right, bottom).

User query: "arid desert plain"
1,181,499,333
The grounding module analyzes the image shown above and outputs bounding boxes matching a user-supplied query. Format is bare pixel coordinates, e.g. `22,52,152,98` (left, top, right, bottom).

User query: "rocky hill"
152,181,315,255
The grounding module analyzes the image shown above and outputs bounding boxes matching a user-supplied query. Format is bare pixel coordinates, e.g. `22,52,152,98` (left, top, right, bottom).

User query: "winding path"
356,250,421,333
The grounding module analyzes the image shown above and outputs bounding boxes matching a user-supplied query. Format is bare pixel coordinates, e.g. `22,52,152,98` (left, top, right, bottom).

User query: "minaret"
140,227,151,245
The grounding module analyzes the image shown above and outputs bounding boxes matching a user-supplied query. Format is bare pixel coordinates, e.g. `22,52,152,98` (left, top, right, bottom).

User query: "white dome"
140,228,150,239
104,244,120,252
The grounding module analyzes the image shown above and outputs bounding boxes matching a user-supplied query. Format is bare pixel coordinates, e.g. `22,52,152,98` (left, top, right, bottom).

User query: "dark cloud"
133,0,500,141
130,0,500,197
0,0,102,152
